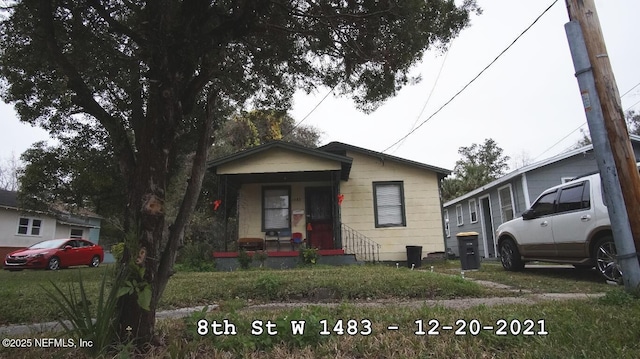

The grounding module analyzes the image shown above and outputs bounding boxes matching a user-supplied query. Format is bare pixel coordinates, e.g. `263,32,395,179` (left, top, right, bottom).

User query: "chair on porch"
290,232,304,251
264,229,292,251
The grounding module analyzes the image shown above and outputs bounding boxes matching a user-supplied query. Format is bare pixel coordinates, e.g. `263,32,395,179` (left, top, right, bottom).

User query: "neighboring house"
443,135,640,259
0,189,102,259
207,141,450,262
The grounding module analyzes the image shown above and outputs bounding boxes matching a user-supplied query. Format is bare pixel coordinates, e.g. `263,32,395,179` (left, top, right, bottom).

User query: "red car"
4,238,104,271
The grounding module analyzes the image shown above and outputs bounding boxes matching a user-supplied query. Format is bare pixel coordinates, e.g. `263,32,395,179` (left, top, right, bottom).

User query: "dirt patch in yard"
239,279,605,312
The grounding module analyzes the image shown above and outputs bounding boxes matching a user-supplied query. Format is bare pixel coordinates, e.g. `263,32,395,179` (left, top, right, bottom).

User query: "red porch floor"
213,249,345,258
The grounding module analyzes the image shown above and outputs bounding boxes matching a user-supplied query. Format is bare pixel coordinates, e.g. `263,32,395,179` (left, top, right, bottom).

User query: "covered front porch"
208,141,354,259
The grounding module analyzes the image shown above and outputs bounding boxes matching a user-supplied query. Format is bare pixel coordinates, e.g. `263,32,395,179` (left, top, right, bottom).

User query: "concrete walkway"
0,278,605,336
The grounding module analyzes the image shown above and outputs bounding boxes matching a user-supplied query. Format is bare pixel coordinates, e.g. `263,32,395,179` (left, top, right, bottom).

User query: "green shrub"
255,274,282,300
44,269,122,357
176,242,216,272
110,242,125,262
253,250,269,267
237,249,253,269
300,247,319,265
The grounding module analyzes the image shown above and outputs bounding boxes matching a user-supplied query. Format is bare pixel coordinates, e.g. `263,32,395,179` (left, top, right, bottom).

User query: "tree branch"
34,0,136,176
87,0,145,45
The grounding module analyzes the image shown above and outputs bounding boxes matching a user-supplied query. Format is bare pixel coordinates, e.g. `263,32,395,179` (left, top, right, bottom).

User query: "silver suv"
496,172,621,282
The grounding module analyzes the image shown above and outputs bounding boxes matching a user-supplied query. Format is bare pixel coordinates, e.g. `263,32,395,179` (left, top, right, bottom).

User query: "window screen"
498,187,514,222
373,182,406,227
263,187,290,230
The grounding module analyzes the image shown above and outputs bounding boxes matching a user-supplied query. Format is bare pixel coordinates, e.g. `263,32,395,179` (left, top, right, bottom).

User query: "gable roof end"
319,141,451,178
207,141,353,180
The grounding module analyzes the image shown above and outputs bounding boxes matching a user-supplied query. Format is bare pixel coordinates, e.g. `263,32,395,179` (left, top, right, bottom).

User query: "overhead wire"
621,80,640,98
390,49,450,154
381,0,560,154
533,88,640,160
281,84,337,140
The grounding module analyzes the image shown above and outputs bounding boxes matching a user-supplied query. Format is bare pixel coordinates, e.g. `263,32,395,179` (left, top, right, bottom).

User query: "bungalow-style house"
207,141,450,263
443,134,640,259
0,189,102,259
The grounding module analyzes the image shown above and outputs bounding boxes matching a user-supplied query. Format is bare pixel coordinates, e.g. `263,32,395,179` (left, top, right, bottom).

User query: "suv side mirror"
522,209,536,220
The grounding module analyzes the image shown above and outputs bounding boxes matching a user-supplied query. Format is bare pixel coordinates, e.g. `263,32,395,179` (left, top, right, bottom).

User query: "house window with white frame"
469,199,478,223
498,185,515,222
373,181,406,227
17,217,42,236
262,187,291,231
443,209,450,237
456,204,463,226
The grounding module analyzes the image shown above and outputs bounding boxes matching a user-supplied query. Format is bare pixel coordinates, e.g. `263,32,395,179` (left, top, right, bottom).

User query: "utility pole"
564,0,640,291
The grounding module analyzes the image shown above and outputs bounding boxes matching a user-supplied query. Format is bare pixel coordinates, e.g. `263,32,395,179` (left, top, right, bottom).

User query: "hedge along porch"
207,141,451,263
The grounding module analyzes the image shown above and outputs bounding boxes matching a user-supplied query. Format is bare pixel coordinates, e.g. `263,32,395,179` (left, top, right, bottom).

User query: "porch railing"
341,223,380,263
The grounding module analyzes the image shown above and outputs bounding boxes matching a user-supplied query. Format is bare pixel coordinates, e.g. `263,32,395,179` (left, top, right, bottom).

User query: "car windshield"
29,239,68,249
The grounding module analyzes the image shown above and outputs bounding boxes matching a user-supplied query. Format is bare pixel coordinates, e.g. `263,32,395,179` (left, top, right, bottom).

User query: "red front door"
305,187,334,250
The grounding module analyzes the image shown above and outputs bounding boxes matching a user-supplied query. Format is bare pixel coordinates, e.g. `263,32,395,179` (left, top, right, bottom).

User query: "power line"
621,81,640,98
533,121,586,160
390,49,450,154
625,98,640,112
381,0,559,154
282,85,336,140
532,95,640,161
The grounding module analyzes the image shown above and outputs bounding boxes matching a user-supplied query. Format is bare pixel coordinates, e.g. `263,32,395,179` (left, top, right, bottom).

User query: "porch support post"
223,175,229,252
332,171,342,249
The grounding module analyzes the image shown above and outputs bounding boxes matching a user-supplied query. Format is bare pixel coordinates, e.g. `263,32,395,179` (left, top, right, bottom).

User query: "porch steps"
341,223,381,263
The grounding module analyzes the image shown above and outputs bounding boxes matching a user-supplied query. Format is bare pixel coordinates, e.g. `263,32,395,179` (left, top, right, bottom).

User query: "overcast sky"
2,0,639,173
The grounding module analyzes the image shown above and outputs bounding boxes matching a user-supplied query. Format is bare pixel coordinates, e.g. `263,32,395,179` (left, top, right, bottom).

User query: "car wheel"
499,238,524,271
47,257,60,271
594,236,622,283
89,255,100,268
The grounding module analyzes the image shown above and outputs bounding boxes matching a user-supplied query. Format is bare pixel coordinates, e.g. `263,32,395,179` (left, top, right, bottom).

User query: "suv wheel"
499,238,525,271
594,236,622,283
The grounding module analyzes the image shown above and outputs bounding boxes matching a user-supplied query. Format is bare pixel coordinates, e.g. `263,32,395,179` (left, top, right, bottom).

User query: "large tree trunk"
115,86,217,346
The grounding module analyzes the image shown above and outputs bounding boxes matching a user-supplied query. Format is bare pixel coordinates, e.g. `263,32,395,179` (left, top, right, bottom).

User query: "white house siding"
339,151,444,261
0,208,55,259
0,208,56,248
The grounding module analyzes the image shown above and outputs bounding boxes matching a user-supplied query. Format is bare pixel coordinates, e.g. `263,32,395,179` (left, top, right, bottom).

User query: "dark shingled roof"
0,189,18,208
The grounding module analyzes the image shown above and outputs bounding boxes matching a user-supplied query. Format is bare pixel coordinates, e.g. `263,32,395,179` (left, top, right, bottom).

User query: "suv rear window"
557,181,590,213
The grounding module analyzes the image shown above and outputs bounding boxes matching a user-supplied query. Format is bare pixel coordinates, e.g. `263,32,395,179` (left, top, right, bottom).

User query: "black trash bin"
406,246,423,268
456,232,480,270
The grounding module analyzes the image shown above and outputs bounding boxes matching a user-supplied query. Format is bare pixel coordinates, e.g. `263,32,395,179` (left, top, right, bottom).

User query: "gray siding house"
442,135,640,259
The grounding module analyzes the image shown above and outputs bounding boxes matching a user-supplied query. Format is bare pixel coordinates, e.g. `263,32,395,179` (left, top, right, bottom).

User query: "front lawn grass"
3,290,638,358
0,264,496,326
434,260,612,293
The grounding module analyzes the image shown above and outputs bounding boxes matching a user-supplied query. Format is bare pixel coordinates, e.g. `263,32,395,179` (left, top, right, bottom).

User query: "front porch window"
262,186,291,230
